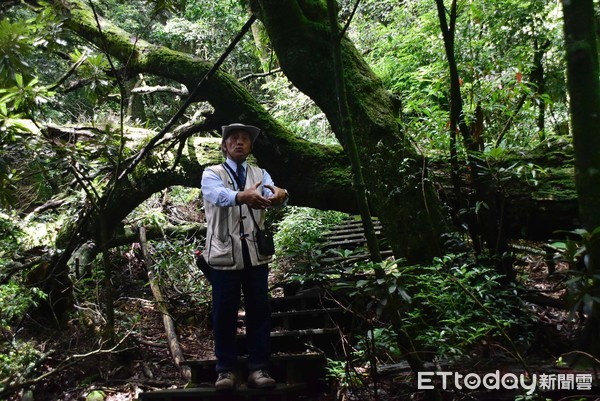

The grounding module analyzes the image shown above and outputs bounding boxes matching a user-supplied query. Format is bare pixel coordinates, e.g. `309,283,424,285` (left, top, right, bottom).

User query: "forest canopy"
1,0,599,400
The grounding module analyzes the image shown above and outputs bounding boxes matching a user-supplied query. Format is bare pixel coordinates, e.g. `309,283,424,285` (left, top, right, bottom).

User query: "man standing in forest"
201,123,289,391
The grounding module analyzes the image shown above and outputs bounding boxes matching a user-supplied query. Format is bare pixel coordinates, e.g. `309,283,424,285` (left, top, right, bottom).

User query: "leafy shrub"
326,357,363,391
151,236,212,308
271,207,347,288
0,212,22,269
274,207,347,257
0,282,46,331
354,327,403,364
334,254,534,361
552,227,600,321
401,255,534,359
0,339,42,393
0,282,46,393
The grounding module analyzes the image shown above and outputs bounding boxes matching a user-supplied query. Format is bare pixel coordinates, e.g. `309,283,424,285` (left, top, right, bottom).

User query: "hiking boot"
247,369,276,389
215,371,236,391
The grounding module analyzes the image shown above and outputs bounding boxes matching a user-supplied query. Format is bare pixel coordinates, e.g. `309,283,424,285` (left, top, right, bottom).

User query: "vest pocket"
207,234,235,267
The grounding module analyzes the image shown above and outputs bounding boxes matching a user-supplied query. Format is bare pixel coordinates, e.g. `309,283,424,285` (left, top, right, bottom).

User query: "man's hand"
265,184,288,206
236,182,272,209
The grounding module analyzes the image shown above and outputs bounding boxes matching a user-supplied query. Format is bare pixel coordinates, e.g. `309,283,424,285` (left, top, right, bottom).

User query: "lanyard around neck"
223,162,246,191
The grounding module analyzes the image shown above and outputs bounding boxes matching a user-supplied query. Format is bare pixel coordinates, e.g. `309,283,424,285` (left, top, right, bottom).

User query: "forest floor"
7,250,600,401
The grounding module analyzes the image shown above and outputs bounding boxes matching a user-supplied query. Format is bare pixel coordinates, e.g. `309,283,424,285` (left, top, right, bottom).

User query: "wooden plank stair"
138,290,344,401
318,217,393,264
137,216,383,401
137,384,307,401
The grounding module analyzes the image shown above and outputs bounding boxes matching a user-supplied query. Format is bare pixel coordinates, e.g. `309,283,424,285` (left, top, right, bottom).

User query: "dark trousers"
211,241,271,373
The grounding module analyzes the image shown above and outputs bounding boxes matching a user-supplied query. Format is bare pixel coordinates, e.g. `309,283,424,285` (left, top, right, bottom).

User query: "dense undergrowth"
0,191,593,401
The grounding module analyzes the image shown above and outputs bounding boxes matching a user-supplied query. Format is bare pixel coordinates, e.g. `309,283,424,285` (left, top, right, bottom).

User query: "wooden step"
270,307,344,330
137,383,306,401
321,232,386,245
323,217,381,228
323,230,383,242
236,328,340,355
319,249,394,264
322,224,383,238
320,238,371,250
319,217,388,254
326,217,380,227
269,290,334,312
180,352,327,387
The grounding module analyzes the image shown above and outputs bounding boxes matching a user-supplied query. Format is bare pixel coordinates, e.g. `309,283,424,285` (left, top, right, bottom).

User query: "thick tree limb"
40,0,354,213
253,0,450,262
326,0,381,262
116,15,257,182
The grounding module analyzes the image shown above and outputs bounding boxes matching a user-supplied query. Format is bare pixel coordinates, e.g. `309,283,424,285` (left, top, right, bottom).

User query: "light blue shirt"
201,158,277,207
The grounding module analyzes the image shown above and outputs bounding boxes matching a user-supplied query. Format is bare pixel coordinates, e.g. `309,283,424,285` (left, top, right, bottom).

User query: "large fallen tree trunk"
49,123,575,252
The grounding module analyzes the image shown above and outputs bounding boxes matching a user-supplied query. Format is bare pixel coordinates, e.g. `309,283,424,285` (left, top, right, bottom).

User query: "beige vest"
204,164,273,270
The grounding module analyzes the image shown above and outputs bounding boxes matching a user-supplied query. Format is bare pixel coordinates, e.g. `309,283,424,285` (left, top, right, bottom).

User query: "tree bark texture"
252,0,450,263
563,0,600,361
563,0,600,257
326,0,381,263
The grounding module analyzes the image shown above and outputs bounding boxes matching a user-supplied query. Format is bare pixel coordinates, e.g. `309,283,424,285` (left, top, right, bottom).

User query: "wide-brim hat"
221,123,261,143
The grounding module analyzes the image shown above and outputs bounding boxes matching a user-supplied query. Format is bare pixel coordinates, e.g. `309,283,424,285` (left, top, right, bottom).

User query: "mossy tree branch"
39,0,355,216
